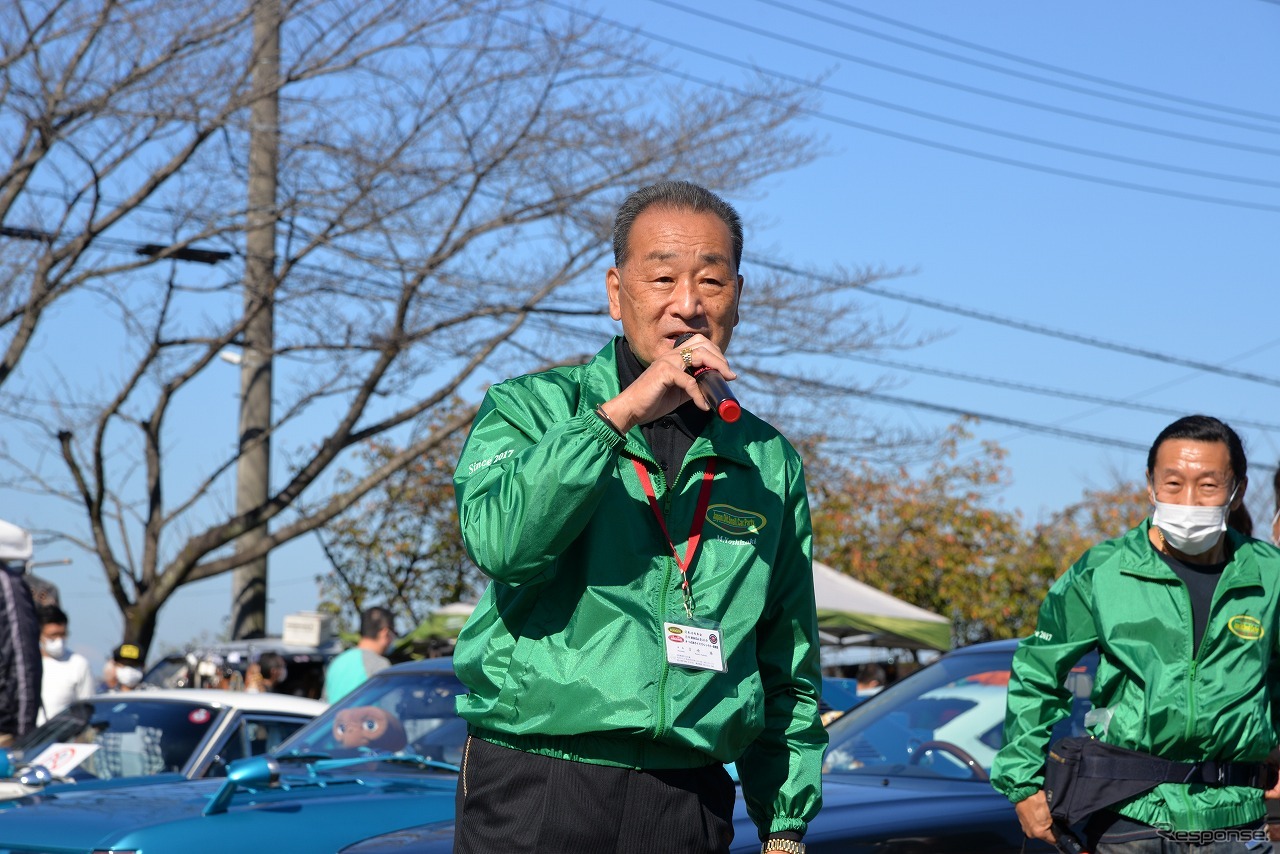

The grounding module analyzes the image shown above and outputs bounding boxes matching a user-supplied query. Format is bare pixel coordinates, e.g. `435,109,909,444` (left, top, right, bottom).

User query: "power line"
836,351,1280,434
622,3,1280,189
747,256,1280,389
761,367,1279,475
646,0,1280,150
757,0,1280,127
543,6,1280,213
26,177,1280,391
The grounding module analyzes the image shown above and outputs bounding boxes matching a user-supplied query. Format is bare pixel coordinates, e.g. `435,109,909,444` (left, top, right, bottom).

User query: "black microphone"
673,333,740,423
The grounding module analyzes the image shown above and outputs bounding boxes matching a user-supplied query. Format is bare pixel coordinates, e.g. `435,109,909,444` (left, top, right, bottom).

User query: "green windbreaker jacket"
452,339,826,838
991,520,1280,831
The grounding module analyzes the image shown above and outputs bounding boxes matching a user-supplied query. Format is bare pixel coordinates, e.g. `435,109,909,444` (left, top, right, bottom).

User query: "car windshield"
278,669,467,769
11,699,220,780
823,648,1096,781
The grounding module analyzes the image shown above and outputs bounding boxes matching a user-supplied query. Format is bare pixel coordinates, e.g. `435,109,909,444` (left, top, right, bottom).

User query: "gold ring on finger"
680,347,694,369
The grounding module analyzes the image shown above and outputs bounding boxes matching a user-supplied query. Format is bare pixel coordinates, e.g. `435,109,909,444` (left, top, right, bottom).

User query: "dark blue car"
0,657,466,853
342,639,1096,853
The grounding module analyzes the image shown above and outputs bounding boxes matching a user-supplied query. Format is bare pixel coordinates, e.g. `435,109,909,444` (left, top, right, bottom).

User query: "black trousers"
453,735,737,854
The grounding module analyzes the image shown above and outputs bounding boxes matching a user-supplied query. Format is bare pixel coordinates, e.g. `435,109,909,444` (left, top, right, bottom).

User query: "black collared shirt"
615,338,711,489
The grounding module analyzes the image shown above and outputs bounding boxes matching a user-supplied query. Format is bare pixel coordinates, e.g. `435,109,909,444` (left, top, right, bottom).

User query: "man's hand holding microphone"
597,332,739,435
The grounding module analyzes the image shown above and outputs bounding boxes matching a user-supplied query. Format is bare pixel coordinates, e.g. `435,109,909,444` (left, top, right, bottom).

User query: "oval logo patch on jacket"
1228,615,1264,641
705,504,766,536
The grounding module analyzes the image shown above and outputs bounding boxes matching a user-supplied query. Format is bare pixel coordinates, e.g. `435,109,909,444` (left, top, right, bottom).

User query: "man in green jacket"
451,181,825,854
992,415,1280,852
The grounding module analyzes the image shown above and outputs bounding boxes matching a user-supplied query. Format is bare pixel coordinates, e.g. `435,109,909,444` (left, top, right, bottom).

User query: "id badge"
663,618,726,673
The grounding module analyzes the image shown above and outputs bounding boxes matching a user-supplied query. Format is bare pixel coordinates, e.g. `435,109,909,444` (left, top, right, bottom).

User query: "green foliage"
810,422,1148,645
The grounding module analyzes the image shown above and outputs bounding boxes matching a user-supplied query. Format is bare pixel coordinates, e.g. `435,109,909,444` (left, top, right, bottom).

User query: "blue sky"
23,0,1280,670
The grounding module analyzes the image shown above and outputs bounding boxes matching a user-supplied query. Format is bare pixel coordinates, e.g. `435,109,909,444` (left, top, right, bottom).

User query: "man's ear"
1232,477,1248,510
606,267,623,322
733,274,744,327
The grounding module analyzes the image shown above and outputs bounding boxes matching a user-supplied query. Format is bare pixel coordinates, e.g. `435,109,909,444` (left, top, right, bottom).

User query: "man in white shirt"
38,605,95,724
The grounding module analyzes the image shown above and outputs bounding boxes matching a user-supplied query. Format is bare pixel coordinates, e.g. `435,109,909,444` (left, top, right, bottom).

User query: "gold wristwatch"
761,841,805,854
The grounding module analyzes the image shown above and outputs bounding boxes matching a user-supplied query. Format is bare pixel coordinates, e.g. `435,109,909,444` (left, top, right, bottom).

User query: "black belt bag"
1044,736,1276,827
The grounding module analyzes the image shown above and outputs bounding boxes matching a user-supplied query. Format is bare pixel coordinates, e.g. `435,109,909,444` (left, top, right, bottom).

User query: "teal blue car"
0,657,466,853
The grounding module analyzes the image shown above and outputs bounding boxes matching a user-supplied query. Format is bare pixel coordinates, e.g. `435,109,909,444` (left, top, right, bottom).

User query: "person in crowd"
451,181,825,854
0,519,41,746
36,604,94,723
323,606,395,703
855,663,887,697
992,415,1280,853
245,651,288,693
110,643,146,692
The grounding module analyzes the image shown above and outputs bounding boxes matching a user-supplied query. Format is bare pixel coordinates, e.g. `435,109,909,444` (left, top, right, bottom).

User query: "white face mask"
41,637,66,659
1151,486,1236,556
1272,507,1280,548
116,665,144,688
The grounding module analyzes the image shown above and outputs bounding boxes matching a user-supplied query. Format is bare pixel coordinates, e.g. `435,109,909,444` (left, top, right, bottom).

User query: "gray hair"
612,181,743,270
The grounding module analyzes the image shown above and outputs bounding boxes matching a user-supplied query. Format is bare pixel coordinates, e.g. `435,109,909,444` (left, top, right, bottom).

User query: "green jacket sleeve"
454,379,625,587
990,559,1098,805
736,454,827,839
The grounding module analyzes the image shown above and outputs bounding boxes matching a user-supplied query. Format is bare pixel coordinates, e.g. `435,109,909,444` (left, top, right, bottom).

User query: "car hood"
330,773,1021,854
0,771,189,803
0,771,459,853
729,773,1019,852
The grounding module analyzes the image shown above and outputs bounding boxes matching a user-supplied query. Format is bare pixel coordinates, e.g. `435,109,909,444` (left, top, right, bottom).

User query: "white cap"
0,519,34,563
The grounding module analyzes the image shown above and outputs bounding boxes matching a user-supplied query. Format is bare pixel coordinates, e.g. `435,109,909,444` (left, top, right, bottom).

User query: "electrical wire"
747,256,1280,389
645,0,1280,147
752,0,1280,127
758,366,1279,475
618,4,1280,189
835,351,1280,434
537,5,1280,213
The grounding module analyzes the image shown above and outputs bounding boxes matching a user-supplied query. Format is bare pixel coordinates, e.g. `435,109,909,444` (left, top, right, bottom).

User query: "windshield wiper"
369,754,459,774
277,750,332,762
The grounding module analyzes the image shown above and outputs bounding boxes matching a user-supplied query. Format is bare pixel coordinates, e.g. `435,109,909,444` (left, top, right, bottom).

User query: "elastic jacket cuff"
581,409,626,449
1006,784,1041,805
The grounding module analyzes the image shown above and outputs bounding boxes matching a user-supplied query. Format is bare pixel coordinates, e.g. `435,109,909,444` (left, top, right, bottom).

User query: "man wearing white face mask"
993,414,1280,853
37,605,94,724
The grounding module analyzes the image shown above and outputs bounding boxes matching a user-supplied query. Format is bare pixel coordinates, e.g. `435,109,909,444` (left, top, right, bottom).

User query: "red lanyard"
630,458,716,618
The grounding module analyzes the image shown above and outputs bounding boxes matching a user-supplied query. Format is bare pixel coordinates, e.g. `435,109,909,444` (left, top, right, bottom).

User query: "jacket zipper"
653,460,673,741
649,450,713,742
1178,577,1203,819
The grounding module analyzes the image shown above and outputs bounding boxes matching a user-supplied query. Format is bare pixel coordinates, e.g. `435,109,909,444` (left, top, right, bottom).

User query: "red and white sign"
28,743,100,777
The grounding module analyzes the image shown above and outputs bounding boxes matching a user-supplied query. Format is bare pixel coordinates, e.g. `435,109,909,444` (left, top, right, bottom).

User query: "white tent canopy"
409,564,953,652
812,561,952,651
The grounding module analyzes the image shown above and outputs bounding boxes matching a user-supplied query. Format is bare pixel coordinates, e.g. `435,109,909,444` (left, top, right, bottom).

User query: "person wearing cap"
111,643,146,691
37,604,94,723
0,519,42,746
451,182,824,854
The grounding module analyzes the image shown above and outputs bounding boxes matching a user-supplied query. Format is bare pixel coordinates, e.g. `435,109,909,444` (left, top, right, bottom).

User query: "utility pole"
230,0,280,639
